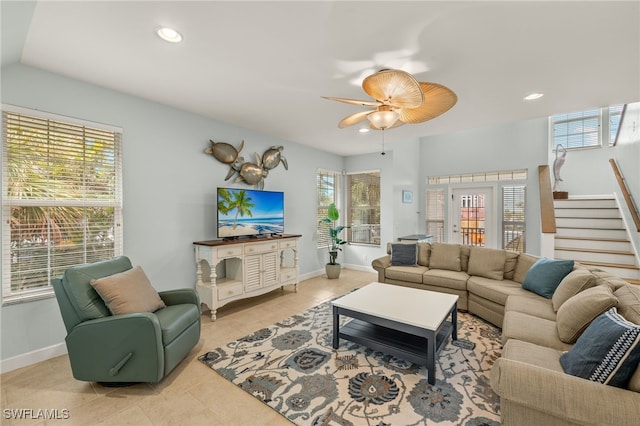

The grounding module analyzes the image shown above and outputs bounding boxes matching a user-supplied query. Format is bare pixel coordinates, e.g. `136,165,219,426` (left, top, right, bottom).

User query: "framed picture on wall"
402,190,413,203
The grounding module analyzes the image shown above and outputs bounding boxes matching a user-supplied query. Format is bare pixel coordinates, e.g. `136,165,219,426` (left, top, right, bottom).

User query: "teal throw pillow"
522,257,574,298
390,243,418,266
560,308,640,388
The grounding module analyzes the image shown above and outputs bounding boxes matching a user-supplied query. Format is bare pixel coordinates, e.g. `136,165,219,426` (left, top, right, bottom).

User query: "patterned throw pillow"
560,308,640,388
390,243,418,266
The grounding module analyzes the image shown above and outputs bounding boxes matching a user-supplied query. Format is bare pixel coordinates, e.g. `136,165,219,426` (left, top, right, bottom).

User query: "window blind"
426,189,445,243
346,171,380,245
2,109,123,304
502,185,526,253
552,109,601,149
316,169,340,248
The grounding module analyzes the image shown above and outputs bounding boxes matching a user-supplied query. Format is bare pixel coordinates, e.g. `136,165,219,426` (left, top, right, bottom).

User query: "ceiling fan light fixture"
367,109,399,130
156,27,183,43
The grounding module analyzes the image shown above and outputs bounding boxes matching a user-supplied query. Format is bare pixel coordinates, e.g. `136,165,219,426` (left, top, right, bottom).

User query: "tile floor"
1,269,377,426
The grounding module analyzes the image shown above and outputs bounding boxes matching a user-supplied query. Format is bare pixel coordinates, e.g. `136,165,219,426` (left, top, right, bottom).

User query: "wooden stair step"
577,260,640,270
554,236,629,243
554,247,635,256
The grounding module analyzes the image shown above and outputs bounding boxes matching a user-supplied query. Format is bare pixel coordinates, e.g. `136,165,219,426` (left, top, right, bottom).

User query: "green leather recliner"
52,256,201,384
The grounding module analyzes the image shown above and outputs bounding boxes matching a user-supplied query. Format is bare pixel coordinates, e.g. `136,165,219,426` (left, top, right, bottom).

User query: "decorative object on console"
205,140,288,189
320,203,348,279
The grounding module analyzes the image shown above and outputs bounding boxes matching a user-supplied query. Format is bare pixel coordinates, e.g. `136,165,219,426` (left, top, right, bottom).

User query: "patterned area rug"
199,298,502,425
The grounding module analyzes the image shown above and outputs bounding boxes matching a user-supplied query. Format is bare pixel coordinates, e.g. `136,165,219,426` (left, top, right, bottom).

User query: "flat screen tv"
217,188,284,239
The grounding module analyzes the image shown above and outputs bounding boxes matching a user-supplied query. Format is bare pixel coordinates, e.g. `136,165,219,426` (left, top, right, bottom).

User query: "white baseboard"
343,264,376,273
0,343,67,374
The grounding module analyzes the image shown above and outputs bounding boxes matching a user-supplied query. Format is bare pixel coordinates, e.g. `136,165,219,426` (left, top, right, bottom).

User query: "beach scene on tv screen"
217,188,284,238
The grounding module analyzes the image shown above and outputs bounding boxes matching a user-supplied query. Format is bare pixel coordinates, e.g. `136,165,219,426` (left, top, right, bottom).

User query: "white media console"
193,234,301,320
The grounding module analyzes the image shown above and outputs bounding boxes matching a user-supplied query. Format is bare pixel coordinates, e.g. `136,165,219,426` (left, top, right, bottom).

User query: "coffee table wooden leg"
332,306,339,349
452,303,458,340
427,330,436,385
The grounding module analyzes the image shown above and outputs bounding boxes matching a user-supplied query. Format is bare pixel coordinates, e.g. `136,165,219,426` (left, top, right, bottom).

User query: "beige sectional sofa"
371,242,640,426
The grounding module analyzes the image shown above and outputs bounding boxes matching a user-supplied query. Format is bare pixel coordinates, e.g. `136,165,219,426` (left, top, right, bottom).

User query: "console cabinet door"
245,254,262,292
262,251,279,288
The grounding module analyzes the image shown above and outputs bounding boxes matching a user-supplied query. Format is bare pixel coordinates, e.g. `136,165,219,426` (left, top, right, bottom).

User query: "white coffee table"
332,282,458,385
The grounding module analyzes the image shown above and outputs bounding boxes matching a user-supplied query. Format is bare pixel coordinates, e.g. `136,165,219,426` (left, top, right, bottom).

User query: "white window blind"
426,189,445,243
552,109,601,149
609,104,624,145
346,171,380,245
502,185,526,253
2,108,123,304
316,169,340,248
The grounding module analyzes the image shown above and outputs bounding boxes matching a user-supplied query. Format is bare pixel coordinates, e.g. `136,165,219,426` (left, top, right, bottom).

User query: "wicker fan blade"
397,82,457,124
322,96,380,107
339,110,373,128
362,69,424,108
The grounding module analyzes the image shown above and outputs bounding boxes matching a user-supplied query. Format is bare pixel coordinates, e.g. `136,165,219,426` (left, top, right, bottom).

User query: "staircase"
554,196,640,284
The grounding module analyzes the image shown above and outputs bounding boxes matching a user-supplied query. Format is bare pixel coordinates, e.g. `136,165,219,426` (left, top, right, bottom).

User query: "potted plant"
321,203,348,279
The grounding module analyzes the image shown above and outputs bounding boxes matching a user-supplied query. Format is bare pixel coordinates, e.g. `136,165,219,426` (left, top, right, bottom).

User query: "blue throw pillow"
560,308,640,388
390,243,418,266
522,257,574,298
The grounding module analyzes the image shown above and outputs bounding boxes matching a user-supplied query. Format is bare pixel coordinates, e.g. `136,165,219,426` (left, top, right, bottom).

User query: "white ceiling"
3,1,640,156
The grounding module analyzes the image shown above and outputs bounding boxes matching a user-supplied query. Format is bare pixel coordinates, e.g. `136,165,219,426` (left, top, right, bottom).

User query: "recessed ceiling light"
524,92,544,101
156,27,183,43
358,128,370,133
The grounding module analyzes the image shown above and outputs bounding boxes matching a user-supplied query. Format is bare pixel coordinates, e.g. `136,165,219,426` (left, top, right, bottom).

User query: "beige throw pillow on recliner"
428,242,462,271
556,285,618,343
90,266,166,315
467,247,506,280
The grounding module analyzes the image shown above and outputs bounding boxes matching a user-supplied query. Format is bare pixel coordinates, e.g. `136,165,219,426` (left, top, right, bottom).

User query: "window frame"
2,105,123,304
345,170,380,246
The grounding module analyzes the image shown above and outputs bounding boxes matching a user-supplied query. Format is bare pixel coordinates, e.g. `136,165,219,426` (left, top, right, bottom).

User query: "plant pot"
325,263,341,279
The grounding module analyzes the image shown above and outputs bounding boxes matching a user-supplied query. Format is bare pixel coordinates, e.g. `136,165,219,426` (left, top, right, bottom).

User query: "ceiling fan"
323,69,457,130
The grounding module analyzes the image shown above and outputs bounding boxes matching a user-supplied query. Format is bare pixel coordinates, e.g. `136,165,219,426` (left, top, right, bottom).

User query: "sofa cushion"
560,308,640,388
422,269,469,291
417,243,431,267
390,243,418,266
505,294,556,321
502,339,564,373
503,250,519,281
513,253,540,283
551,268,597,312
615,285,640,324
556,285,618,344
467,247,507,280
522,258,574,299
385,265,428,284
460,245,471,272
429,242,462,271
467,277,532,306
90,266,166,315
502,311,572,351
